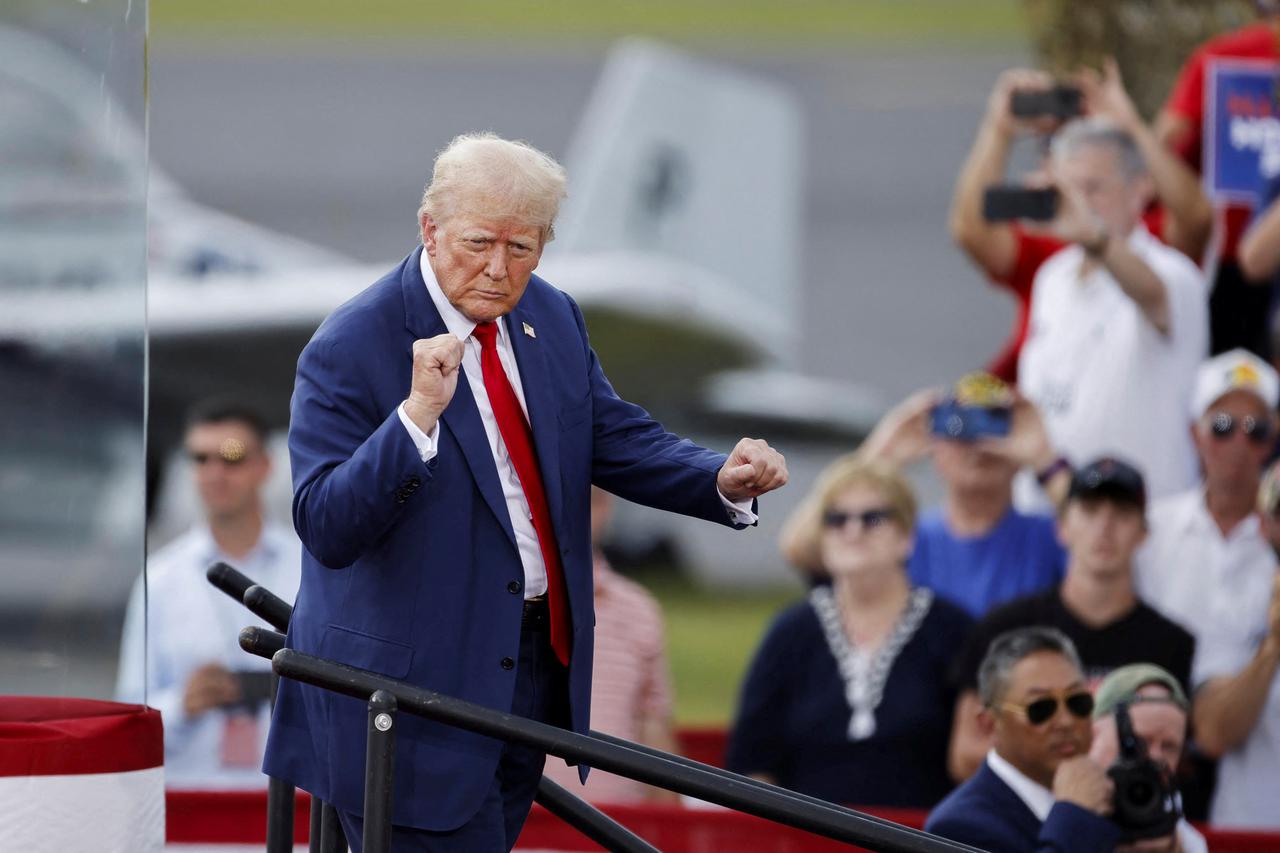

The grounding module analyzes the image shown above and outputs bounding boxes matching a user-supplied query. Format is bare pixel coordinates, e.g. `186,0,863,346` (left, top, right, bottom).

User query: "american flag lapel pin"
522,322,536,339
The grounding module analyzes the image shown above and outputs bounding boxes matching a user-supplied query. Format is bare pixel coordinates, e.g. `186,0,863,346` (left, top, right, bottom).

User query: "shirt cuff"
398,401,440,463
718,488,757,526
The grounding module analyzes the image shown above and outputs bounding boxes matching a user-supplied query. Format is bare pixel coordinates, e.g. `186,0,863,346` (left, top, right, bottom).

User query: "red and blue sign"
1205,58,1280,205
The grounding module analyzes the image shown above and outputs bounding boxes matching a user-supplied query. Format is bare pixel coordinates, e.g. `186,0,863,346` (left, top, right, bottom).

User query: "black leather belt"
522,595,549,629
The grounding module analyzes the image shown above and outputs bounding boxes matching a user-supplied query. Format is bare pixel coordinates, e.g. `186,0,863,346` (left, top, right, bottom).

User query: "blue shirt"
907,506,1065,618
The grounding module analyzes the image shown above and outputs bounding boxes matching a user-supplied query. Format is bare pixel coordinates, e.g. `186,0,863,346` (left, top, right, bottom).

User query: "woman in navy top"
726,456,973,808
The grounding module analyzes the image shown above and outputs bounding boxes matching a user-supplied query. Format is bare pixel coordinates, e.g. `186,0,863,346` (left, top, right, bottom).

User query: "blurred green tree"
1024,0,1258,119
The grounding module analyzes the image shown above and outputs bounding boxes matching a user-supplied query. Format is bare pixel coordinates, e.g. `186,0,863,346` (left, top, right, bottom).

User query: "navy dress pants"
338,612,570,852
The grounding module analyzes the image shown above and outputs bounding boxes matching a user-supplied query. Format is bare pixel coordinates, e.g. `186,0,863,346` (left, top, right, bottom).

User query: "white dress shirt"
987,748,1055,821
1135,487,1280,829
398,252,754,598
1015,226,1207,511
116,523,302,789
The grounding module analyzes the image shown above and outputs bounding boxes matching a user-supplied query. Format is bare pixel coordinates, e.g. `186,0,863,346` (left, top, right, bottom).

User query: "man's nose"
484,246,508,280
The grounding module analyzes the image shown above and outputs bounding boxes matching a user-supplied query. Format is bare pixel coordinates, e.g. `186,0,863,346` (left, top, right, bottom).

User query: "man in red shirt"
1156,2,1280,357
951,61,1212,382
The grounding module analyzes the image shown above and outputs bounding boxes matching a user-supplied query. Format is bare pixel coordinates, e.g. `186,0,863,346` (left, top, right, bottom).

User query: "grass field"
646,575,799,726
151,0,1026,46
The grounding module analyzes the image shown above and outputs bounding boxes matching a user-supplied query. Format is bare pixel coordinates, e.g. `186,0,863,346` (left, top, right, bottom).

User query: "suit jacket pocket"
319,624,414,679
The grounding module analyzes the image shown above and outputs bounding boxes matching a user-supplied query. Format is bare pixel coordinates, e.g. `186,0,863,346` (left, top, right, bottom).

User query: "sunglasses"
1207,412,1274,445
822,507,896,531
999,690,1094,725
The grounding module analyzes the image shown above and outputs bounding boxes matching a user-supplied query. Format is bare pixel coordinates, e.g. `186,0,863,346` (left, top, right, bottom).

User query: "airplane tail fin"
551,39,804,362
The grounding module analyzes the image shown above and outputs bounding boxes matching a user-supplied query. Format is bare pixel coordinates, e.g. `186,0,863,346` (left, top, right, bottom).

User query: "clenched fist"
403,334,465,433
717,438,788,503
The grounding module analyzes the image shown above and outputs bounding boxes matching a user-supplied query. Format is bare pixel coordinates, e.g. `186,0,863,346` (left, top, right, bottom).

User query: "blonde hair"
778,454,918,576
418,132,567,242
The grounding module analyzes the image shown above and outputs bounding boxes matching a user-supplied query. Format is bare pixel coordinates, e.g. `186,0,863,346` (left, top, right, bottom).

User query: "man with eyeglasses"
1134,348,1280,828
116,399,301,788
947,457,1196,781
926,626,1121,851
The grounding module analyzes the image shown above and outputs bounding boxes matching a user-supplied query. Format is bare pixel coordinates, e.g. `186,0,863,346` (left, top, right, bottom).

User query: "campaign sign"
1205,58,1280,205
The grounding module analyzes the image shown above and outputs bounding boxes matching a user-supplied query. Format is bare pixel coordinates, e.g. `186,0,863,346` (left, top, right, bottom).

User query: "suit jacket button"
394,490,408,504
500,657,515,671
507,580,522,595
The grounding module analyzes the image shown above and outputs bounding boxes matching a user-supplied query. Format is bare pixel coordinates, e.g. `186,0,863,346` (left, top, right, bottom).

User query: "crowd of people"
728,5,1280,847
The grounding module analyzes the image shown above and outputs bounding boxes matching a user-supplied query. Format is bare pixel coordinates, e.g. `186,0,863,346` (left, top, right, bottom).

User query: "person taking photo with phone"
949,61,1212,385
848,373,1068,620
1011,117,1208,511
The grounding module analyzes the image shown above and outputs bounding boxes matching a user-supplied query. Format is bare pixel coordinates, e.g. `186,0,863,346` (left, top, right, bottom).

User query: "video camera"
1107,702,1181,842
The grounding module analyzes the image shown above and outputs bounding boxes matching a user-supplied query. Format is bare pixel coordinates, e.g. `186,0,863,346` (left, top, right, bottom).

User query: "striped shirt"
542,554,674,802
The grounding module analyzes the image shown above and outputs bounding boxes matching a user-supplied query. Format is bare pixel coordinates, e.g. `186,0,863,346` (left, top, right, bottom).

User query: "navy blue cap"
1067,457,1146,509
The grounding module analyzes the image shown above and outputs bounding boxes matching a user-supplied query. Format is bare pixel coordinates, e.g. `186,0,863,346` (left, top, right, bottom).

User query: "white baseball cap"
1190,348,1280,418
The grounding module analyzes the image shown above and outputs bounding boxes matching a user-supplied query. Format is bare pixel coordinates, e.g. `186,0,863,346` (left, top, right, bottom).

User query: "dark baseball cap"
1067,457,1146,509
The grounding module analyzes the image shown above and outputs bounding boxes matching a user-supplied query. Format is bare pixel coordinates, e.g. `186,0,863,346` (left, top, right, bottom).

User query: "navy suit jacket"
263,248,744,830
925,760,1121,852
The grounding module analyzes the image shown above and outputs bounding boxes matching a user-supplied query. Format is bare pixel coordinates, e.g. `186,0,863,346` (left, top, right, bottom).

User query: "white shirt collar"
191,520,284,567
1184,486,1263,541
419,247,509,345
986,749,1055,822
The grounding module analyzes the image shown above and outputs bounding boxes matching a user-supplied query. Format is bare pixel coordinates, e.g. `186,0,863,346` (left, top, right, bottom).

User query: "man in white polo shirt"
1134,348,1280,828
1016,117,1208,511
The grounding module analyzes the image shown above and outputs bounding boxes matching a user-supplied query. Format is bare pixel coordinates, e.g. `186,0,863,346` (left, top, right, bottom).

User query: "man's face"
1054,143,1148,236
421,206,544,323
185,421,269,522
1192,389,1275,493
990,651,1093,788
1089,687,1187,774
933,440,1018,496
1057,497,1146,578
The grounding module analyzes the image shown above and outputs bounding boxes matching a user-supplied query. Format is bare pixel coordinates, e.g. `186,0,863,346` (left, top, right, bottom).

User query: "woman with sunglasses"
725,456,973,808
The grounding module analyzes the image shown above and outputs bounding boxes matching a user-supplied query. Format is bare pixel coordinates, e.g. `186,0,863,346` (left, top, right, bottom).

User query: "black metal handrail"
237,626,943,846
211,564,982,852
268,644,980,853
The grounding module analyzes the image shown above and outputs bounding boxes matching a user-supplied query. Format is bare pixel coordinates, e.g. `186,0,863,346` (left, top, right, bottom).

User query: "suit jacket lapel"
400,249,518,550
506,301,566,537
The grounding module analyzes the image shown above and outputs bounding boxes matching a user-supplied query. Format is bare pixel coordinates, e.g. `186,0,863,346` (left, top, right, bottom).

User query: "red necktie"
472,321,572,665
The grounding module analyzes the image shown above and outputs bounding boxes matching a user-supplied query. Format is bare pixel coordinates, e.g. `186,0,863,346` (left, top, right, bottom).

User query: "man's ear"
976,706,997,737
421,213,439,254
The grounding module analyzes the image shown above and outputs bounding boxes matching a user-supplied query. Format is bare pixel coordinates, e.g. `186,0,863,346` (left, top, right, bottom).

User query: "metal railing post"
319,801,347,853
362,690,397,853
308,796,323,853
265,775,296,853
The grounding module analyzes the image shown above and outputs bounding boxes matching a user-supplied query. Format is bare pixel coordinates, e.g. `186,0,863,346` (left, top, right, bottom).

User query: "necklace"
809,585,933,741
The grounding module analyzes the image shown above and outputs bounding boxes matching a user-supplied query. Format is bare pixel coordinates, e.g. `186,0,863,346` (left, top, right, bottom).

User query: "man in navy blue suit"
263,132,788,851
926,627,1121,852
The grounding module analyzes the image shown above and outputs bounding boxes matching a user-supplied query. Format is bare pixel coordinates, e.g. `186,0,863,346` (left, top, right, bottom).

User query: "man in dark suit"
926,626,1121,852
263,132,787,851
